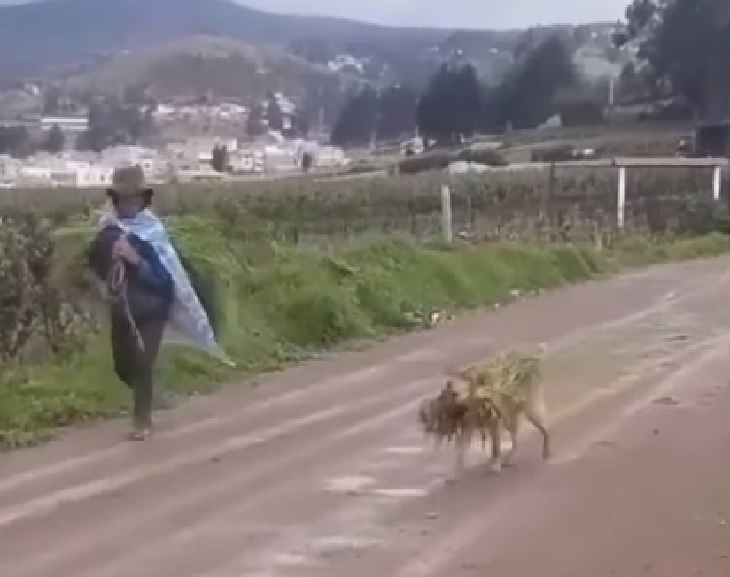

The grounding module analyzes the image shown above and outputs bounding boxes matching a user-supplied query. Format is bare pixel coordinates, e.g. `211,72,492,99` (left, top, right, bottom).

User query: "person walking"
89,166,175,440
89,166,230,441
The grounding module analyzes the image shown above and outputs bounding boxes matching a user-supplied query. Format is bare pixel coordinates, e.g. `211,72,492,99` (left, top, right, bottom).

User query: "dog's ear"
444,380,460,400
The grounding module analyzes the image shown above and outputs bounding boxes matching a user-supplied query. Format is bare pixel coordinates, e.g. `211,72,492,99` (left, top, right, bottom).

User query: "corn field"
1,165,727,244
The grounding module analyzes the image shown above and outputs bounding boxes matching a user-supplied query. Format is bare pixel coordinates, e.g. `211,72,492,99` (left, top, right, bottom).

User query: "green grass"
0,226,727,450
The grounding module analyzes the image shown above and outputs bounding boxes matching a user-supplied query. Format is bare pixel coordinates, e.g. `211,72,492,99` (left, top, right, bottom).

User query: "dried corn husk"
463,349,542,404
418,347,545,447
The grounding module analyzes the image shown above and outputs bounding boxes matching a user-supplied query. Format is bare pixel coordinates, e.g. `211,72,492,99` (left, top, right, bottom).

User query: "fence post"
712,164,721,201
441,184,453,242
617,165,626,229
544,162,555,229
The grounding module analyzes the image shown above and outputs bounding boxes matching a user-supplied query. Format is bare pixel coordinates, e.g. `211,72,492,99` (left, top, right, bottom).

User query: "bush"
456,148,508,166
530,145,576,162
398,151,454,174
0,212,92,364
397,147,507,174
559,99,605,128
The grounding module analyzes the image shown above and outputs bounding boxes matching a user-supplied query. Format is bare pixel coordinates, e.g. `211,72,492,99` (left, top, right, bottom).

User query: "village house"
152,101,248,124
0,154,21,185
39,115,89,133
228,147,265,174
166,137,238,169
6,154,114,188
100,145,171,183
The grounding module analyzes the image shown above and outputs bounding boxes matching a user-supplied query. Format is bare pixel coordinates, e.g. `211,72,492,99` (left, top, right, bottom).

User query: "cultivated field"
3,164,727,243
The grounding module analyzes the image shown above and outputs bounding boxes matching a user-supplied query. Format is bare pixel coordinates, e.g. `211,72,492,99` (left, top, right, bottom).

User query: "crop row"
1,166,725,242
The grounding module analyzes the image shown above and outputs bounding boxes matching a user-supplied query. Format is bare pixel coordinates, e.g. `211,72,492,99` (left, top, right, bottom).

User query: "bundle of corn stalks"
418,345,546,448
455,347,544,405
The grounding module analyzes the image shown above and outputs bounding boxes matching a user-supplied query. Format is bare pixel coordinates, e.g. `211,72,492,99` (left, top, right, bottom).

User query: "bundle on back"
457,349,542,404
418,345,551,479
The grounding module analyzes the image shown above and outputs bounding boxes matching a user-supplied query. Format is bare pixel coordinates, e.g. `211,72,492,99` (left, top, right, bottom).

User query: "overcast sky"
0,0,629,28
236,0,628,28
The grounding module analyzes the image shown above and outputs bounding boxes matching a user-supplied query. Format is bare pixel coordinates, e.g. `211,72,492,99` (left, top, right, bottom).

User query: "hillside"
0,0,627,84
0,0,450,77
55,36,358,105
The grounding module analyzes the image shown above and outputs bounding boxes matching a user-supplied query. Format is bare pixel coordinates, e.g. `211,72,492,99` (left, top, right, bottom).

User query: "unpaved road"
1,258,729,577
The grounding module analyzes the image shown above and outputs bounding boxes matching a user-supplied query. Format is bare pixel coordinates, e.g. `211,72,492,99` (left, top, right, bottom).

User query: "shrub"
559,99,605,128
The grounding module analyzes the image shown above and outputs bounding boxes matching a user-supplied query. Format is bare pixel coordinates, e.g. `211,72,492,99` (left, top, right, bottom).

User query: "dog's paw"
488,460,502,474
445,476,459,485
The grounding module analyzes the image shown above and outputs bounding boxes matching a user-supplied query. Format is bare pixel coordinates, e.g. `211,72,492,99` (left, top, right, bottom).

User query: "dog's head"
419,380,464,434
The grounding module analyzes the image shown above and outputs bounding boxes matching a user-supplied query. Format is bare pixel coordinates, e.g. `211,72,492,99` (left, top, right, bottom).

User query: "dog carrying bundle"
419,349,542,445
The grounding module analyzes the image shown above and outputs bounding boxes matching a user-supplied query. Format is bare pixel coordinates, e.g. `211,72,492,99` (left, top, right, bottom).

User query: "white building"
264,144,300,173
175,165,227,183
16,165,53,187
65,161,114,187
100,146,170,183
315,145,348,168
328,54,364,73
40,116,89,133
166,137,236,167
229,148,265,174
400,137,425,156
0,154,21,184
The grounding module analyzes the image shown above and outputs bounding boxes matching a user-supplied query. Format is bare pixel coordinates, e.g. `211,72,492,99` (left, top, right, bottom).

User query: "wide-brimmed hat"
106,165,153,197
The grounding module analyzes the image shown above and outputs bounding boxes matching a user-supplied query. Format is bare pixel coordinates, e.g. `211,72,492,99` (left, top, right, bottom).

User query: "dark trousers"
111,311,165,428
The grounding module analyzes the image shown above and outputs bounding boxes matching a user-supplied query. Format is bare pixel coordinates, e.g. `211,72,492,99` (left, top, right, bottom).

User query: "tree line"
331,35,583,146
0,123,66,158
614,0,729,119
330,0,730,147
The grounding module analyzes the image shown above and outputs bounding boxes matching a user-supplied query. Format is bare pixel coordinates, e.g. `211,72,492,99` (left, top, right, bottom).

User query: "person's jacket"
88,225,175,323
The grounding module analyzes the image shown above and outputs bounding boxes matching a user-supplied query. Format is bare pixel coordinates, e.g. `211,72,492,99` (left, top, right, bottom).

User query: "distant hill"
56,36,357,103
0,0,627,106
0,0,450,77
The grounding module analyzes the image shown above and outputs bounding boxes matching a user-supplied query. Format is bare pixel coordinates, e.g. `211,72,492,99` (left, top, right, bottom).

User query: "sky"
235,0,629,28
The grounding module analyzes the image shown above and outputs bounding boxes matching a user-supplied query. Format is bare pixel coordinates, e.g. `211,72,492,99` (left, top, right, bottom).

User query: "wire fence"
1,159,727,244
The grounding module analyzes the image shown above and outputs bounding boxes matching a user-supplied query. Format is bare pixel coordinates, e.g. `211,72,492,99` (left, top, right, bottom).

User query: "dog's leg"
502,414,519,468
449,430,469,483
487,420,502,473
525,402,551,460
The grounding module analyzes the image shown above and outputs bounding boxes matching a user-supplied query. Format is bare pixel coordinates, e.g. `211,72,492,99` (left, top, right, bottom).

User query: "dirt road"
1,257,728,577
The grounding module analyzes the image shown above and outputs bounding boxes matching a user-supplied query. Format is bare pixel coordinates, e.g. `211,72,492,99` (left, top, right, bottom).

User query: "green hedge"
0,223,727,450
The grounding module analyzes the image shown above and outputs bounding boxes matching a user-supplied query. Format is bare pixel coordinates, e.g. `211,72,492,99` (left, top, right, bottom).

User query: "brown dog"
419,380,504,479
420,346,551,479
447,347,551,474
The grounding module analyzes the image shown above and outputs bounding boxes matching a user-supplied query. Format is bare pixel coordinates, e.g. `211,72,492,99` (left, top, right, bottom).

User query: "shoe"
128,425,152,441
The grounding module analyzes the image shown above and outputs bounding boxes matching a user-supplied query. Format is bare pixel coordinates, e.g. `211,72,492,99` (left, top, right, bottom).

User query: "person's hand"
112,236,140,265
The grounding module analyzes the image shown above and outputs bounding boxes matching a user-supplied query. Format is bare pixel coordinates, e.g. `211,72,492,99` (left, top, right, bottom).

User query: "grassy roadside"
1,229,727,450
